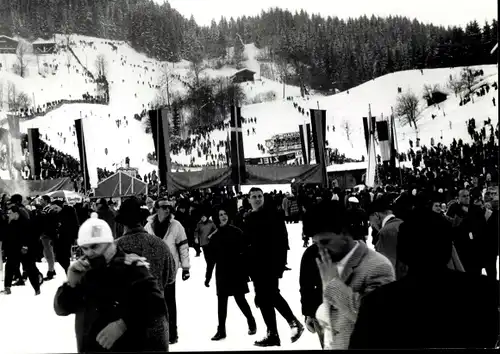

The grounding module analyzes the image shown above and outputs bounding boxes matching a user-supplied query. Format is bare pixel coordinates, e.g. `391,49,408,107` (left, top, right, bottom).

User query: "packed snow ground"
1,34,497,179
0,222,497,353
0,223,322,353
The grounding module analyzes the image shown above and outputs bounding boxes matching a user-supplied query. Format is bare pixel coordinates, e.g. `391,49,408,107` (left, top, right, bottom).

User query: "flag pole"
391,106,403,187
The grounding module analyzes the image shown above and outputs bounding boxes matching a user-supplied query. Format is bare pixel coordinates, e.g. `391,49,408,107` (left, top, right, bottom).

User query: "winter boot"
211,327,226,341
248,317,257,335
35,289,41,296
13,279,25,286
254,331,280,347
169,336,178,345
290,319,304,343
44,270,56,281
2,287,11,295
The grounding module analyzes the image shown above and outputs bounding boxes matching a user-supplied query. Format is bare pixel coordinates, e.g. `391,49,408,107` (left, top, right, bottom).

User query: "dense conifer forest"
0,0,497,91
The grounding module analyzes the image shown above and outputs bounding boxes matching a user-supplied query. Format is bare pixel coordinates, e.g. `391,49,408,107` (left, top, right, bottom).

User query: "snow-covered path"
0,222,496,352
0,223,328,352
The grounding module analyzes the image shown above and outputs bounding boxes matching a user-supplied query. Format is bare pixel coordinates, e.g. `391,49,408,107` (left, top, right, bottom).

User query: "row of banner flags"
4,103,397,191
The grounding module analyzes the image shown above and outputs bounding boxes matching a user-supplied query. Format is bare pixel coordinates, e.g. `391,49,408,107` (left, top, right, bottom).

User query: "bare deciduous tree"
275,56,292,98
395,90,420,129
460,67,477,103
447,74,464,98
13,41,30,78
159,63,174,106
64,33,73,74
342,119,353,147
7,82,30,112
189,60,205,89
95,54,107,77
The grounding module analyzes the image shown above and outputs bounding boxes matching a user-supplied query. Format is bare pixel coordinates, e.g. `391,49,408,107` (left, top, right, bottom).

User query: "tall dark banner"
389,114,397,168
310,109,328,187
362,117,369,152
230,105,246,184
306,123,312,164
148,109,172,186
27,128,41,179
298,124,309,164
74,119,90,191
376,120,391,162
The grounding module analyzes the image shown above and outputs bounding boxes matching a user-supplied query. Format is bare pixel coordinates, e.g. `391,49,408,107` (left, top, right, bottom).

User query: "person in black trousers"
244,187,304,347
206,207,256,340
48,201,80,275
3,203,41,295
299,242,324,348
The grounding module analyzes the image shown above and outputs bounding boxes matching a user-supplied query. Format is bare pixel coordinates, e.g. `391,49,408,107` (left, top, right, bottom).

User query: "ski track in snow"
1,34,497,179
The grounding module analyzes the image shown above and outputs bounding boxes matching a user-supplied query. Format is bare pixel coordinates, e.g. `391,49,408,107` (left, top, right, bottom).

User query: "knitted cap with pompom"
77,212,114,246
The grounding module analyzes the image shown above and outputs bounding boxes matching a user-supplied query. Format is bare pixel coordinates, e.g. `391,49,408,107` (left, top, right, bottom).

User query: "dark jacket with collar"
375,216,403,277
116,227,176,291
53,248,169,353
244,206,289,279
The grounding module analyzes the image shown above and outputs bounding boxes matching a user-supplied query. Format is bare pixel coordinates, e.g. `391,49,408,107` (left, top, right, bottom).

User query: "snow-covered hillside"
240,65,499,161
1,33,498,179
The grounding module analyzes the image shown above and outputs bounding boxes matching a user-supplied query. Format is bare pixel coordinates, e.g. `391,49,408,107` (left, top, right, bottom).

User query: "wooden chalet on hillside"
33,42,56,55
0,35,18,54
230,68,256,83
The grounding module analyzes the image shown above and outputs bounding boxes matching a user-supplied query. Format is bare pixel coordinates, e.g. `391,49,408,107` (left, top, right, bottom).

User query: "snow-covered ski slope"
1,33,497,177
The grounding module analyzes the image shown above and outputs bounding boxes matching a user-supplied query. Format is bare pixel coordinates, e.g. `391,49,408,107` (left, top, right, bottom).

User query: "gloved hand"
67,257,90,288
305,316,316,333
96,319,127,350
182,269,190,281
204,279,210,287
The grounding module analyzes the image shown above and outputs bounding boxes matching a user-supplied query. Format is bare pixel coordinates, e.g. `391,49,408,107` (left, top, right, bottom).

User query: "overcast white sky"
158,0,497,28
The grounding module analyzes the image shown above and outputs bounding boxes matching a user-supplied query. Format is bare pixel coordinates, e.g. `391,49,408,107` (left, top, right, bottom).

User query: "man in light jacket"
304,200,395,350
144,199,190,345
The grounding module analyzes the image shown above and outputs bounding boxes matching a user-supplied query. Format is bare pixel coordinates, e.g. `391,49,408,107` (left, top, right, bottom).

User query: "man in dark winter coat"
368,196,405,279
243,187,304,347
115,197,176,291
49,201,80,275
96,198,118,238
54,213,169,353
3,203,41,295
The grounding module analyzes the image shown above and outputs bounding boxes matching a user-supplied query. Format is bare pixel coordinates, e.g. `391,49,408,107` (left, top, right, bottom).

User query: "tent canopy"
94,171,148,198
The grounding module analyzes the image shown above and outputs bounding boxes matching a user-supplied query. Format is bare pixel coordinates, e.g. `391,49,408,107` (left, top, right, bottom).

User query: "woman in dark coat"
206,207,257,341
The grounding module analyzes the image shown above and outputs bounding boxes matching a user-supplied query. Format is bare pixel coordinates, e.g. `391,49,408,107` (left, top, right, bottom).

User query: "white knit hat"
348,196,360,203
77,212,114,246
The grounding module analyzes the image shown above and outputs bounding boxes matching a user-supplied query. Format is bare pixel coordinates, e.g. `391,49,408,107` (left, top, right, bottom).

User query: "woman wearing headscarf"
206,206,257,341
